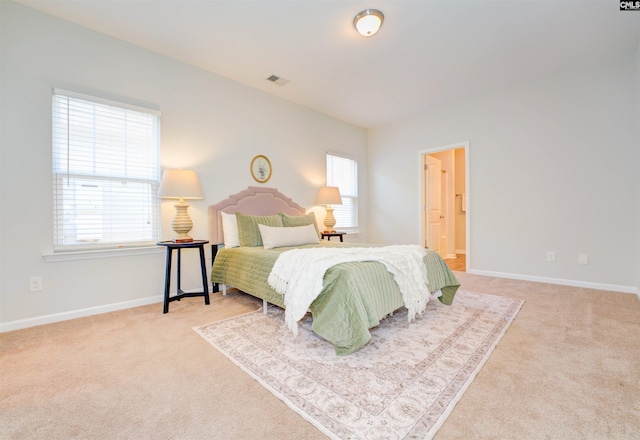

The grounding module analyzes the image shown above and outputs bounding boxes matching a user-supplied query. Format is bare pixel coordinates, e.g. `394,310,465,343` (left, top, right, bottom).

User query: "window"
326,153,358,231
52,89,161,251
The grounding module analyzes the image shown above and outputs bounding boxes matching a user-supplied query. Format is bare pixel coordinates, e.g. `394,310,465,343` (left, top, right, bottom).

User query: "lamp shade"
316,186,342,205
353,9,384,37
158,169,203,200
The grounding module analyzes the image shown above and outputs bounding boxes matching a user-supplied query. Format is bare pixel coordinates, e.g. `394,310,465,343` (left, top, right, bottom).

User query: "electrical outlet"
578,253,588,265
29,276,43,292
546,251,556,262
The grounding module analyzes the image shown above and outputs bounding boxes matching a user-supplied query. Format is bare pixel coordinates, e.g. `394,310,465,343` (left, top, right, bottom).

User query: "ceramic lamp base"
323,207,337,233
172,202,194,242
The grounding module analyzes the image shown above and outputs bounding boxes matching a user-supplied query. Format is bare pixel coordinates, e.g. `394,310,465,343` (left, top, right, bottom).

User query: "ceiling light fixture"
353,9,384,37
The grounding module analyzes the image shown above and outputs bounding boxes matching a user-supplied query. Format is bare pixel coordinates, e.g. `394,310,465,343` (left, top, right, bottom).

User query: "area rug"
194,290,523,439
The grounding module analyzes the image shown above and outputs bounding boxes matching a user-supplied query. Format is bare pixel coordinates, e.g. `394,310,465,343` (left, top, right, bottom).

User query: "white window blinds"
52,89,161,251
326,153,358,230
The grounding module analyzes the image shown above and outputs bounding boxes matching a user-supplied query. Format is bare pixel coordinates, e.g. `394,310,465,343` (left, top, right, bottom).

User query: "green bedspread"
211,242,460,355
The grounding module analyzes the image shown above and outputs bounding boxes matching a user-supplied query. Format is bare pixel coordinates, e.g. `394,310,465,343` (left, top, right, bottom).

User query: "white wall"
368,55,639,292
0,1,4,323
0,2,367,329
637,41,640,297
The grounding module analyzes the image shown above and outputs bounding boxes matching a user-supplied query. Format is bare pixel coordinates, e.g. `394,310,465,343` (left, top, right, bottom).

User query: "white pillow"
258,224,320,250
221,212,240,248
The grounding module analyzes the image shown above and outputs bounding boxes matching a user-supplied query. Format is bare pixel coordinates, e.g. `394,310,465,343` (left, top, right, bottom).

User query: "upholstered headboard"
208,186,305,245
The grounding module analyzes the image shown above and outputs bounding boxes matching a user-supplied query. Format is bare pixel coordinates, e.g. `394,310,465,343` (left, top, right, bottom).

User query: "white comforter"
268,245,432,335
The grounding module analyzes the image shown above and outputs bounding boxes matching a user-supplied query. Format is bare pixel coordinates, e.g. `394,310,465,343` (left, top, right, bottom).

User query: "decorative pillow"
236,212,283,247
280,212,320,238
258,224,320,250
220,212,240,248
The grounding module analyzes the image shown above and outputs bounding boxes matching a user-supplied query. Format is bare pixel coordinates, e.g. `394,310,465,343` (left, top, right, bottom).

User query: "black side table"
157,240,210,313
321,232,346,242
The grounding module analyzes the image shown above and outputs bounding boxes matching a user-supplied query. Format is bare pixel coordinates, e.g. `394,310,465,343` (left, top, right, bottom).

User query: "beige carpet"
1,272,639,439
195,290,523,439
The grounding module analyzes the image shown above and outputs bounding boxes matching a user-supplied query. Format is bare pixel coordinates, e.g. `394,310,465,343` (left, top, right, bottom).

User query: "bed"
209,186,460,355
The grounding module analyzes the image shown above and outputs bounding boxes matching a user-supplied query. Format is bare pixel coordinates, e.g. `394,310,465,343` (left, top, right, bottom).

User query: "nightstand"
321,232,346,242
157,240,210,313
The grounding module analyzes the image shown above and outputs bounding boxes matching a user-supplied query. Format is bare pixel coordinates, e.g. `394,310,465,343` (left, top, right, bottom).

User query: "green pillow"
280,212,320,238
236,212,283,247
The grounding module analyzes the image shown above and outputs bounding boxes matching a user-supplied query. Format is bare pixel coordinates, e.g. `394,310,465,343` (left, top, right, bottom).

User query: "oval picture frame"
250,155,272,183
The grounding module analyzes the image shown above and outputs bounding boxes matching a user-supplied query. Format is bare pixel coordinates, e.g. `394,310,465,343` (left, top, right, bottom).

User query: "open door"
425,155,442,252
421,144,468,271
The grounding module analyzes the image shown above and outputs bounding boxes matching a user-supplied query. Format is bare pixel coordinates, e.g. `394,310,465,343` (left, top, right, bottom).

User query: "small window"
52,89,161,251
326,153,358,231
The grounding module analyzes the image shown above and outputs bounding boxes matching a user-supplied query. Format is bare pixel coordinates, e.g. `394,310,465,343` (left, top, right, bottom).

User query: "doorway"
421,143,468,271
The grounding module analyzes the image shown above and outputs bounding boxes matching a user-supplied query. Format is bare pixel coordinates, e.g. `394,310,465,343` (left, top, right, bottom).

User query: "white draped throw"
268,245,431,335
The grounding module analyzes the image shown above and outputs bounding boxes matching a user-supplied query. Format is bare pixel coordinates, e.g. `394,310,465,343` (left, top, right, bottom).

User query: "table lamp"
158,169,203,242
316,186,342,233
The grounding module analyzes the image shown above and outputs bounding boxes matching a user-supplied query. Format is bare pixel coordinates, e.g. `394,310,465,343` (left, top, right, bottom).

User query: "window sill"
43,246,164,262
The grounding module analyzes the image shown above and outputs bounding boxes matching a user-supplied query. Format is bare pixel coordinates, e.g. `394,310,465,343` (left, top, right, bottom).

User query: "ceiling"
15,0,640,128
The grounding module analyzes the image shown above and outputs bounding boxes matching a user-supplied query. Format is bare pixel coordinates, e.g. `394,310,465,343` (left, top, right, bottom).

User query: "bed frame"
208,187,460,354
208,186,306,303
208,186,305,245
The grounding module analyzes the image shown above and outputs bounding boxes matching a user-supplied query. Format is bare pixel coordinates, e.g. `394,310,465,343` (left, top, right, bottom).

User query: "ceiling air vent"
266,75,289,87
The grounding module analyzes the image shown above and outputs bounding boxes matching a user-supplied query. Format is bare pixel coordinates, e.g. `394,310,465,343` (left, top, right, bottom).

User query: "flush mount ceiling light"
353,9,384,37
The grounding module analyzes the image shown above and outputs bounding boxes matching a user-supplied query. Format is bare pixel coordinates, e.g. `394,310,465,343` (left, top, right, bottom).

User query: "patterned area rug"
194,290,523,439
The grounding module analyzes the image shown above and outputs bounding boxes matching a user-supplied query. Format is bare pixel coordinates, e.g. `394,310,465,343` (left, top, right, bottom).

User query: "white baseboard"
455,249,467,255
1,284,220,333
0,295,164,333
467,269,638,294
